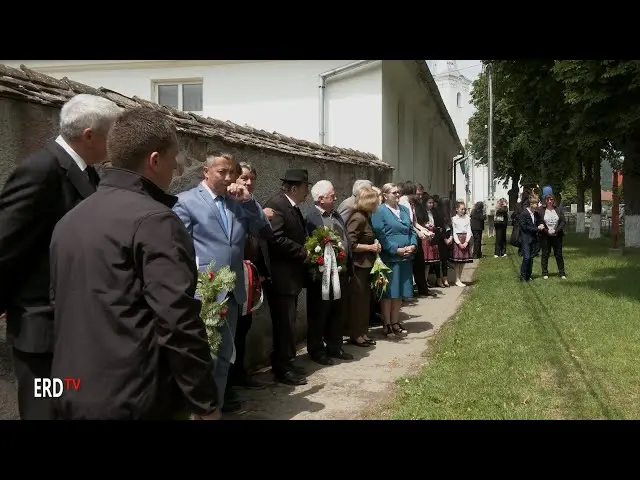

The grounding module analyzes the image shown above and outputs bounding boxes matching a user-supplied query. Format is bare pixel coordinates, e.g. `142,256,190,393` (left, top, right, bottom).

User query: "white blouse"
451,214,472,245
399,196,414,223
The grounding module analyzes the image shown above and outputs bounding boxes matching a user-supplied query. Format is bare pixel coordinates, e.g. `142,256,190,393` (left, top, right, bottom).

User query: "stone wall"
0,96,392,377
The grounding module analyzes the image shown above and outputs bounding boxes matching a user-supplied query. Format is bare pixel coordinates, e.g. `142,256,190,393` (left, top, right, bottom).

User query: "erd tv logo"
34,378,81,398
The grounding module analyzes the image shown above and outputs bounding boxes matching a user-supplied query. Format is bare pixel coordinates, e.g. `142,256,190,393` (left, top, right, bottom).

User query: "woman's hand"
461,242,468,249
417,230,427,240
369,243,381,253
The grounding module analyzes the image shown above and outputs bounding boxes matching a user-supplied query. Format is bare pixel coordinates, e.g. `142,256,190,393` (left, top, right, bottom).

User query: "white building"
429,60,511,207
2,60,463,197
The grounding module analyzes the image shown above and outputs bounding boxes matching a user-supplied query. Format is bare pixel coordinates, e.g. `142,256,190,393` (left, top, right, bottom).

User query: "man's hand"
263,207,275,220
227,183,252,201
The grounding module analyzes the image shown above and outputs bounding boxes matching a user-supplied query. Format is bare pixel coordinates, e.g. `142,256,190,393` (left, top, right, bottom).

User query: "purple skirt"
451,233,473,263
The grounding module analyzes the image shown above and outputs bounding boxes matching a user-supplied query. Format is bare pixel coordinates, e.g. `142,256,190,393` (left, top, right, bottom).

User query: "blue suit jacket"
173,184,272,304
371,203,418,265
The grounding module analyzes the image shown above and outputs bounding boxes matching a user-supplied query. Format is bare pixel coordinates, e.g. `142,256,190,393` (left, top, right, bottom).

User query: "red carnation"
220,307,228,318
324,236,331,244
337,251,346,260
317,256,324,265
208,271,215,280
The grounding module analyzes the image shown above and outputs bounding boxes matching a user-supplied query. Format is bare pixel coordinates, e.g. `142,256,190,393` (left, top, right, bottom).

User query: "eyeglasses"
389,191,400,196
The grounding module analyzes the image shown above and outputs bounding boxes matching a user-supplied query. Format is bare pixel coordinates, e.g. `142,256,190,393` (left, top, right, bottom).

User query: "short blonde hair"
355,187,379,213
529,193,540,204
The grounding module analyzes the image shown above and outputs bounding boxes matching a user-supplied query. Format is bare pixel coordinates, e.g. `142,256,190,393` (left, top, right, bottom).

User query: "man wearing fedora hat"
263,169,311,385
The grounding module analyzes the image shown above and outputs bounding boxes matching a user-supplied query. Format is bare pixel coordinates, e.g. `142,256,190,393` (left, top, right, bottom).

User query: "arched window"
456,92,462,108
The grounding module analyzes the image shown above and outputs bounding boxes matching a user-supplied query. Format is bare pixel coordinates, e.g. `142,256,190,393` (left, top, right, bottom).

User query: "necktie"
215,196,230,235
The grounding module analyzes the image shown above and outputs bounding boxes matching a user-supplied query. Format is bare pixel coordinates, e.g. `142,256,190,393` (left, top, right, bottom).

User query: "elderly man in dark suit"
337,179,373,224
0,93,122,420
301,180,354,365
262,169,311,385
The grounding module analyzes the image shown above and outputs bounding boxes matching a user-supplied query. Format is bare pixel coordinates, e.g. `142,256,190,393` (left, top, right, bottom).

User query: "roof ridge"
0,63,389,169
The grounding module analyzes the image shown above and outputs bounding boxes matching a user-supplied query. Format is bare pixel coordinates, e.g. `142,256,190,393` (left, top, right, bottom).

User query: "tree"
552,60,640,247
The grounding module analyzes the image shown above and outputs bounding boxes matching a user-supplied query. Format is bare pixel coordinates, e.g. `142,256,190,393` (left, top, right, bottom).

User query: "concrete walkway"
227,262,477,420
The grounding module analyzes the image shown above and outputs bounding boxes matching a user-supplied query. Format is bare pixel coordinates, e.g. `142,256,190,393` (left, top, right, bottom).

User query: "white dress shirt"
55,135,87,172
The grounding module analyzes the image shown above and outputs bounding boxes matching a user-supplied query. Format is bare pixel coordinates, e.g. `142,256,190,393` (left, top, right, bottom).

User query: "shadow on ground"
506,252,621,419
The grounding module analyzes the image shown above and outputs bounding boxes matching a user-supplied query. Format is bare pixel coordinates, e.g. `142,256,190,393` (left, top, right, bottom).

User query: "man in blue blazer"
173,153,272,410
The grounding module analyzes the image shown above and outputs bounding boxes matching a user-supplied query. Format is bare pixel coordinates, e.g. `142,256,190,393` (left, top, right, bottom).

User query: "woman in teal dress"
371,183,418,337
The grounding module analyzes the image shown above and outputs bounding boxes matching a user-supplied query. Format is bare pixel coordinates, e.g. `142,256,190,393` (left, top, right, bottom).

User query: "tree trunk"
620,131,640,247
576,157,586,233
508,170,521,212
589,152,602,239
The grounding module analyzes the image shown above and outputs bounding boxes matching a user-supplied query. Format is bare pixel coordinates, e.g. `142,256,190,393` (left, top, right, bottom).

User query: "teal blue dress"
371,203,418,299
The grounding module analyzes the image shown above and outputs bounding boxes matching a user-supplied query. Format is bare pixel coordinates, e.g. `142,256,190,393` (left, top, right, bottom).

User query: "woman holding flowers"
346,187,381,347
371,183,418,337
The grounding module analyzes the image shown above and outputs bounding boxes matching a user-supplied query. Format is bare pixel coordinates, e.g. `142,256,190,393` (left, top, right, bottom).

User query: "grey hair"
352,179,373,197
205,152,234,166
311,180,334,202
59,94,123,141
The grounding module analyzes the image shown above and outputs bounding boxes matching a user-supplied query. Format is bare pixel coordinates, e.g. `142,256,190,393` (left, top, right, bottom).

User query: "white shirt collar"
284,193,297,207
201,181,226,202
55,135,87,172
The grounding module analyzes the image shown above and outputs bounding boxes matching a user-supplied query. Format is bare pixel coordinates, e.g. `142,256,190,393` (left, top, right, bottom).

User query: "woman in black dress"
433,197,453,287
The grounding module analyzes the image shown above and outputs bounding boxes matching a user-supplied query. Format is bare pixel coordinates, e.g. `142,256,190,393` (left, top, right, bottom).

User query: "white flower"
314,245,321,253
338,266,343,272
319,266,325,272
338,242,343,249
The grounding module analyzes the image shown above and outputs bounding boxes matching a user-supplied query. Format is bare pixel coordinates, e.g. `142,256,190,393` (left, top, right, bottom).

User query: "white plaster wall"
381,61,457,197
3,60,383,158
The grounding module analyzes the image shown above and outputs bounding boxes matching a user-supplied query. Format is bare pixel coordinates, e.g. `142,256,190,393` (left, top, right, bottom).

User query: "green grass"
386,232,640,420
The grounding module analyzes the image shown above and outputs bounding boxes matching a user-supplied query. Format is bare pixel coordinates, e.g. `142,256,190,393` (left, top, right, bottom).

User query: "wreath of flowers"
304,226,347,280
195,261,237,353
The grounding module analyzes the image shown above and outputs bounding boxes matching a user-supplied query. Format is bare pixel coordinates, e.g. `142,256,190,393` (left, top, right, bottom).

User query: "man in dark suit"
518,193,545,282
0,94,122,420
262,169,311,385
301,180,354,365
49,108,220,420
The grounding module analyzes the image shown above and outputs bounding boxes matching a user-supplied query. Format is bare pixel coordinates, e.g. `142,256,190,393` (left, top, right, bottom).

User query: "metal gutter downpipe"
318,60,377,145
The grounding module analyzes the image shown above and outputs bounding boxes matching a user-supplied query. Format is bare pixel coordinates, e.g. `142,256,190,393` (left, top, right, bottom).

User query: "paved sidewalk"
227,262,477,420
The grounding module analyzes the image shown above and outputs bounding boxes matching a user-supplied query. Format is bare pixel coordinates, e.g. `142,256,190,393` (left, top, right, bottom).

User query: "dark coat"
347,210,376,270
49,168,217,420
0,140,99,353
262,191,308,296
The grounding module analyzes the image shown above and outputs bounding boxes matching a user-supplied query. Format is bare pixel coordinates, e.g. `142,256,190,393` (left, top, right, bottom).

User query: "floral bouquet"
195,260,236,354
370,243,392,300
304,226,347,300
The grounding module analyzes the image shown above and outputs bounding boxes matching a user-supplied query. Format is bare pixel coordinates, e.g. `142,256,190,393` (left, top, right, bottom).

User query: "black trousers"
436,237,449,278
472,230,483,258
413,241,429,293
12,348,56,420
306,281,347,357
494,226,507,256
265,285,299,375
229,312,252,384
540,235,566,276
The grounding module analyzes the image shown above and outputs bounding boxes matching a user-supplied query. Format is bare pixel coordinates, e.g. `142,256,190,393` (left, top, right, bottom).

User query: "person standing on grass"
470,201,486,259
450,201,473,287
518,192,545,282
493,198,509,257
538,194,567,279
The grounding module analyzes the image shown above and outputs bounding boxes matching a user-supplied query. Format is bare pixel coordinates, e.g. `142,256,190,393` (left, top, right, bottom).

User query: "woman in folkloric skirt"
450,200,473,287
419,195,441,287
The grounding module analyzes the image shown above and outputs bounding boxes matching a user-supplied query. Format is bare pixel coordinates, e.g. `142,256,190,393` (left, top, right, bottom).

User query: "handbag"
510,222,521,247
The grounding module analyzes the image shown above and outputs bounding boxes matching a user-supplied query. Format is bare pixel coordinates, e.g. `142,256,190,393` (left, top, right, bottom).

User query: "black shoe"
287,362,306,376
222,397,242,412
310,352,334,365
274,370,308,386
233,374,266,390
327,349,354,361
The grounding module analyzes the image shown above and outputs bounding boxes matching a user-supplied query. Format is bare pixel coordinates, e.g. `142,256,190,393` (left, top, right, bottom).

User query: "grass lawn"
383,231,640,420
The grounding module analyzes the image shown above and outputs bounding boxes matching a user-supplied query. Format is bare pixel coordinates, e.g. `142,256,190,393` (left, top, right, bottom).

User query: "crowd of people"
2,93,570,420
